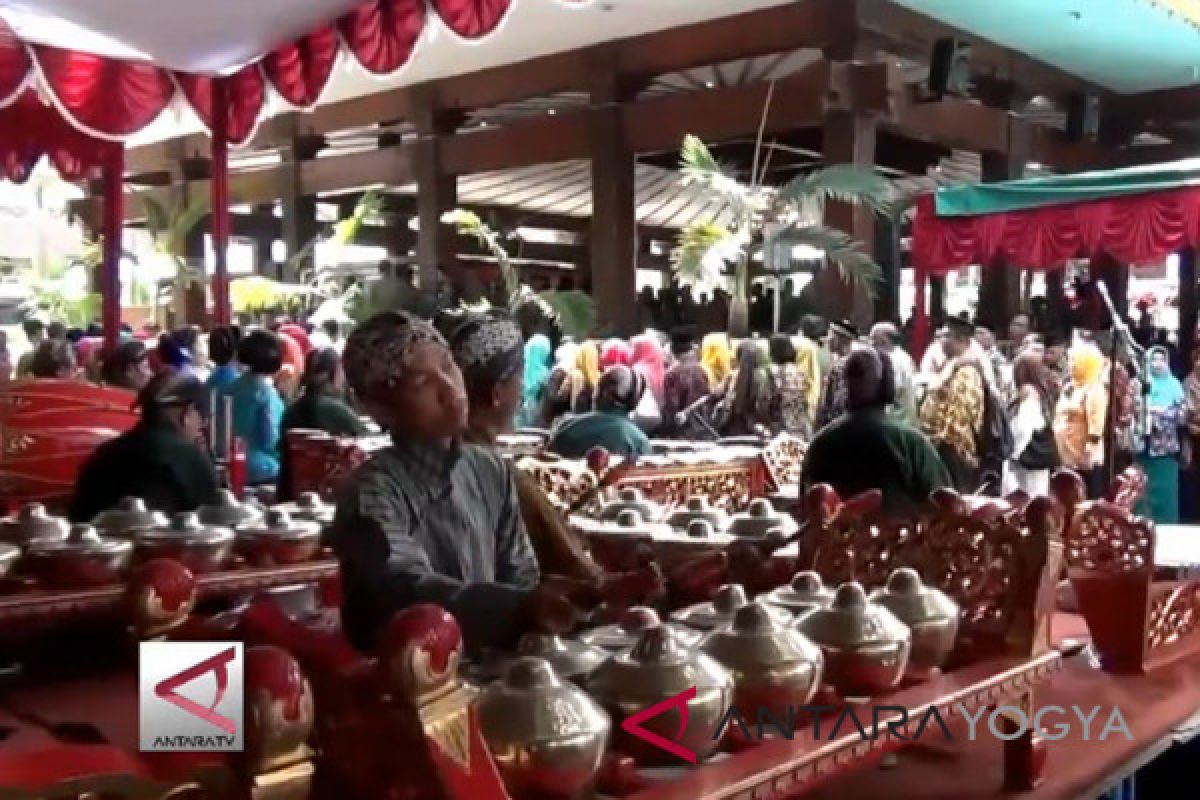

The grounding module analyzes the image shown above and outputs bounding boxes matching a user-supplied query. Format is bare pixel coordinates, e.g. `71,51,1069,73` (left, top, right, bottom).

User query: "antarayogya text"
714,703,1132,743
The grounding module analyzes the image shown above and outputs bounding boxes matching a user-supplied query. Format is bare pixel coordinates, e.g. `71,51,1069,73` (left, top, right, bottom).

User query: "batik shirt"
920,364,985,467
330,439,540,653
1144,395,1185,458
761,363,812,438
662,356,712,426
815,356,848,432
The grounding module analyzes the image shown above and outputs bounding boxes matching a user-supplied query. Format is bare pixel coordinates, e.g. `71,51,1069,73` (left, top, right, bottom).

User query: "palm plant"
230,190,385,317
443,209,597,340
20,255,101,328
141,193,211,324
671,133,893,335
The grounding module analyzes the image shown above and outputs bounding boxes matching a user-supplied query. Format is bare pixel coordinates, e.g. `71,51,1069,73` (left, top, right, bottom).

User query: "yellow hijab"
701,333,733,389
793,335,822,414
576,341,601,389
1070,343,1105,388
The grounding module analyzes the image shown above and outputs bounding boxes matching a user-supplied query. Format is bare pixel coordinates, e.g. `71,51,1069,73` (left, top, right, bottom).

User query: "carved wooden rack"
609,491,1067,797
1060,499,1200,673
0,559,338,626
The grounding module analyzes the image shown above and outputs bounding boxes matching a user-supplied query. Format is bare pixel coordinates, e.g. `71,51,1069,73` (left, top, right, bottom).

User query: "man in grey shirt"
332,311,574,653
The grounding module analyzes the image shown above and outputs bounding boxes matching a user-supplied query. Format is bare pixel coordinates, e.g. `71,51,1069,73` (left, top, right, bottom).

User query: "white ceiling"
1,0,794,144
0,0,363,73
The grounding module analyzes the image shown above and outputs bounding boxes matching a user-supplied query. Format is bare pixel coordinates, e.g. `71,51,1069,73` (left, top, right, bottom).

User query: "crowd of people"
4,293,1198,654
6,300,1198,528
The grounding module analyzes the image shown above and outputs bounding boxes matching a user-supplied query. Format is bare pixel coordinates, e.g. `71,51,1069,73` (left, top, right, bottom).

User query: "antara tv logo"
623,687,1132,763
139,642,245,752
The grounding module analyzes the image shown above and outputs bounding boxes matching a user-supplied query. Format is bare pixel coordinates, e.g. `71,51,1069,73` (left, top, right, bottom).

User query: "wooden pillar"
101,147,124,353
1046,270,1068,338
873,213,900,322
929,274,947,325
210,76,231,327
979,134,1026,333
820,106,878,328
279,119,322,282
252,204,276,273
588,51,638,336
1181,248,1197,370
413,87,463,296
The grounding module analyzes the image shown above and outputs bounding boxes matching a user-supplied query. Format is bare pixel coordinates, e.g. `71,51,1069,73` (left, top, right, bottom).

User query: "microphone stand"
1094,281,1145,491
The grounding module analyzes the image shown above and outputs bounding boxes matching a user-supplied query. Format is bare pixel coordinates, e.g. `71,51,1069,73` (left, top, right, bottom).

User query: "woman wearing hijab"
761,335,812,437
600,339,634,370
713,341,767,437
1184,350,1200,521
1054,343,1108,498
631,334,666,405
629,333,666,434
278,323,313,358
541,341,580,424
1139,346,1186,523
282,348,366,438
548,365,651,458
101,340,154,391
1005,352,1060,495
700,333,733,390
569,341,602,414
451,315,601,581
273,326,307,402
518,334,553,429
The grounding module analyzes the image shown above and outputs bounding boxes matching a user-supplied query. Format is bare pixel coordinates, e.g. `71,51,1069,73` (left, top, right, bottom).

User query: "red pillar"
101,146,124,355
210,76,231,326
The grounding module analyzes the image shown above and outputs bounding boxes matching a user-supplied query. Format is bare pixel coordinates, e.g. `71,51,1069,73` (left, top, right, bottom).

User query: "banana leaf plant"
671,133,894,335
443,208,597,340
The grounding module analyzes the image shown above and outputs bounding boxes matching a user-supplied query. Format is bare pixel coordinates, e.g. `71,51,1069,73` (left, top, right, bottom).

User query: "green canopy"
933,157,1200,217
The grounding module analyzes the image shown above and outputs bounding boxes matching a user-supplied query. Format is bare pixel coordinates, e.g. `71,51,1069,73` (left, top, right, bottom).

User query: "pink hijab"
631,334,666,403
279,324,313,357
600,339,633,369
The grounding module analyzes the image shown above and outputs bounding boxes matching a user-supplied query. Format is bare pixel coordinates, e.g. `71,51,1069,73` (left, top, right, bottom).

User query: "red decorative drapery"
0,19,30,105
34,45,175,138
340,0,426,75
912,188,1200,274
431,0,513,39
0,90,118,182
176,65,267,145
910,186,1200,355
0,0,538,149
262,26,340,110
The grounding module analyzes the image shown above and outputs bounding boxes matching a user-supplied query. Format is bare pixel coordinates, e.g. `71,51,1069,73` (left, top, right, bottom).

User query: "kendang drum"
0,380,138,510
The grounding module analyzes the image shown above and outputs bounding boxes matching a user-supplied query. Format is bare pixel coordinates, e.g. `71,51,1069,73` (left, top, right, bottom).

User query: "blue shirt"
229,372,284,484
206,364,242,459
207,363,241,395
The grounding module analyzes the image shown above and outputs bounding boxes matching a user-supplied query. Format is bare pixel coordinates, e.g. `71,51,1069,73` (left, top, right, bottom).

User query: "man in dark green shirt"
802,347,950,517
70,371,219,522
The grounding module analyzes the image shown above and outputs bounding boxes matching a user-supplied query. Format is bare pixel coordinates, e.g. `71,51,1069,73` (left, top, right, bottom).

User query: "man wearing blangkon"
330,311,575,654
